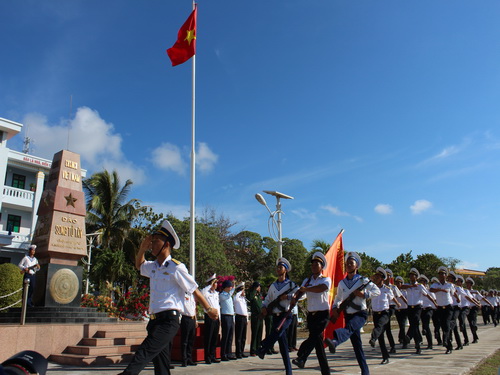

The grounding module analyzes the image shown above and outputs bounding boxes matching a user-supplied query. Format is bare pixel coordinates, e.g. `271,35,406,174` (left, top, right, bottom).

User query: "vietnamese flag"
323,229,346,339
167,7,197,66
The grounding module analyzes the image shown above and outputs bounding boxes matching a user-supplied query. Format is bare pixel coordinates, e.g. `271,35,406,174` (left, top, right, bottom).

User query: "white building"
0,117,86,265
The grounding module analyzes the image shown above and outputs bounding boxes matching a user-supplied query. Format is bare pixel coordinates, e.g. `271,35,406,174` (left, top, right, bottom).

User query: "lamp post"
255,190,294,259
83,233,99,295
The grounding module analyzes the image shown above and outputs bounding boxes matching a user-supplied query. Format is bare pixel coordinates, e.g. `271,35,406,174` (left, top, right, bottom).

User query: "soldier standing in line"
201,274,221,365
248,281,263,356
180,292,198,367
233,282,249,359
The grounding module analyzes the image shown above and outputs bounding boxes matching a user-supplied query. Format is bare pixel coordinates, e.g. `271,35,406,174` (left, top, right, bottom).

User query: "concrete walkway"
46,323,499,375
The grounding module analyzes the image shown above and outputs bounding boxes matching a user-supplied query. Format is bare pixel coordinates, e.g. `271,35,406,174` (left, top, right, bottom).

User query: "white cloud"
374,204,393,215
456,261,481,270
151,143,187,175
433,146,459,160
291,208,317,220
321,205,363,222
410,199,433,214
23,107,145,183
196,142,218,173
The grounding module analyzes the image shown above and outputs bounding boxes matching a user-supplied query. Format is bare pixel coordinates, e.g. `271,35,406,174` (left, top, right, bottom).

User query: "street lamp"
255,190,294,259
82,233,99,295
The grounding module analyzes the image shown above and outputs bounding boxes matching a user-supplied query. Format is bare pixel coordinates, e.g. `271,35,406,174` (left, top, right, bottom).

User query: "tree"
83,170,140,291
311,239,330,253
411,253,445,279
358,252,382,277
386,251,414,280
229,230,268,284
441,256,461,272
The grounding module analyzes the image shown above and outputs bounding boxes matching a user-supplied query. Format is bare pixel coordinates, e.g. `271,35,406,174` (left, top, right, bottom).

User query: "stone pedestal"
32,150,87,307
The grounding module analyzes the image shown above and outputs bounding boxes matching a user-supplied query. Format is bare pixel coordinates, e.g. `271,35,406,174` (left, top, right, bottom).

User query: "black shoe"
181,361,187,367
463,341,469,346
402,343,408,349
389,347,396,354
472,339,478,344
211,358,220,363
221,356,229,361
437,340,443,346
241,353,248,358
381,358,390,365
236,355,243,359
228,355,237,360
266,350,273,355
426,345,433,350
187,360,197,366
416,348,421,355
292,358,305,369
445,348,452,354
455,345,463,350
257,349,265,360
205,359,211,365
169,365,175,369
271,349,278,354
324,338,337,354
369,338,376,348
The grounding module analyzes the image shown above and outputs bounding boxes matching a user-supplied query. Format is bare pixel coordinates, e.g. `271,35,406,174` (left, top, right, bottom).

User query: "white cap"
437,266,448,275
409,268,420,279
206,273,217,284
395,276,404,283
311,251,327,268
155,220,180,249
465,277,475,285
375,267,387,280
345,251,362,268
276,257,292,272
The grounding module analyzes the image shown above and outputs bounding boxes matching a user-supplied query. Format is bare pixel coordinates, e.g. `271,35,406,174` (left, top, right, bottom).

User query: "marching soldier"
430,266,457,354
464,277,482,343
257,257,298,375
383,268,400,353
118,220,218,375
418,275,436,349
292,252,331,374
447,271,463,350
369,267,400,365
400,268,436,354
394,276,409,347
324,252,380,375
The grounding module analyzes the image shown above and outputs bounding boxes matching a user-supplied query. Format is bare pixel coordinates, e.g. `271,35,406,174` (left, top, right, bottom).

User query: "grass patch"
469,348,500,375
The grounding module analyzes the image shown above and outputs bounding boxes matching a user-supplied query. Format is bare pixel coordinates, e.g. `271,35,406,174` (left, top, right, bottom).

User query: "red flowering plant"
81,294,119,317
216,275,236,292
115,283,150,320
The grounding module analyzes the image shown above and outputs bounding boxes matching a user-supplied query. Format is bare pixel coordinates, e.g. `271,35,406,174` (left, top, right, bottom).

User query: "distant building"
455,269,486,278
0,117,86,265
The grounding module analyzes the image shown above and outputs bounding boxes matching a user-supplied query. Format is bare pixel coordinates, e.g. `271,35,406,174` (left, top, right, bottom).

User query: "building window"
7,214,21,233
12,174,26,189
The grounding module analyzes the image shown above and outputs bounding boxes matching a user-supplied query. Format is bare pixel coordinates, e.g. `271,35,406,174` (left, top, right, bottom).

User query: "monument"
32,150,87,307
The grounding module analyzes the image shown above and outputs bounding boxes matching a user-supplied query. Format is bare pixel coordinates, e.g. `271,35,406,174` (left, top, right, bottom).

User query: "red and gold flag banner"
323,230,346,339
167,7,197,67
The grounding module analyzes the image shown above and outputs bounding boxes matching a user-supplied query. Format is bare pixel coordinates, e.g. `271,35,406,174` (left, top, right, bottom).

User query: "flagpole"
189,1,197,279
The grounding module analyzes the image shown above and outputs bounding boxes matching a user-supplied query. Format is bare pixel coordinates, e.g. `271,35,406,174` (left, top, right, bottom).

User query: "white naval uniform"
332,275,381,313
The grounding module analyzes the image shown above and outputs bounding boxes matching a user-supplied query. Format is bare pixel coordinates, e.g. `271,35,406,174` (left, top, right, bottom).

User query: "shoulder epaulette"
171,258,181,265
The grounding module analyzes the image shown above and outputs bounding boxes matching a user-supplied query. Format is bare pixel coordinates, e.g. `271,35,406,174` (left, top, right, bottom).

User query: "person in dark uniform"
292,252,331,374
248,281,263,356
117,220,218,375
324,252,380,375
257,257,298,375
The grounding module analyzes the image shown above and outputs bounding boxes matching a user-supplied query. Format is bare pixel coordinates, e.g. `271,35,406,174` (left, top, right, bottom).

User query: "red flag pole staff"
167,3,198,278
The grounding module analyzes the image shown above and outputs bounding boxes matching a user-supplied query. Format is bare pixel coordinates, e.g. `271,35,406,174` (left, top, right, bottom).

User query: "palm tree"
311,239,330,253
83,170,139,251
83,170,140,291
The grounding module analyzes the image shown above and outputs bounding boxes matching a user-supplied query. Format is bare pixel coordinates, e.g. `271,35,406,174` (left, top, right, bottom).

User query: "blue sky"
2,0,500,272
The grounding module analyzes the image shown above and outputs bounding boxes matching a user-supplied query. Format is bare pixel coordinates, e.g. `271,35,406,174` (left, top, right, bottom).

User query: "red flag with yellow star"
167,8,197,66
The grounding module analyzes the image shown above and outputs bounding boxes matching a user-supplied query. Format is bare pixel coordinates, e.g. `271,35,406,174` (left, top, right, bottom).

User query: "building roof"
455,269,486,276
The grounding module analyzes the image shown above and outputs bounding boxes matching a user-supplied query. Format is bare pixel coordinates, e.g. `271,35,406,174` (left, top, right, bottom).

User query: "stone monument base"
34,263,82,307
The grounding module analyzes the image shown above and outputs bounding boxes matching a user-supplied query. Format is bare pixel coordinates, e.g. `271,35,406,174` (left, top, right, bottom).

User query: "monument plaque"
33,150,87,307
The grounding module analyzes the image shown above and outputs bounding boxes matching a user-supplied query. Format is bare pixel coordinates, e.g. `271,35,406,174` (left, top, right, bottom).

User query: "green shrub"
0,263,23,312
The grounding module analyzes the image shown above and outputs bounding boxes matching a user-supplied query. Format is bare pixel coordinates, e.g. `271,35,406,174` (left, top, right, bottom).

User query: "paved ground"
46,323,499,375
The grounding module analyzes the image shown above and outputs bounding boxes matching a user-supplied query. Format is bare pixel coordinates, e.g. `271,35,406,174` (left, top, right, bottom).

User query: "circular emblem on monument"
49,268,79,304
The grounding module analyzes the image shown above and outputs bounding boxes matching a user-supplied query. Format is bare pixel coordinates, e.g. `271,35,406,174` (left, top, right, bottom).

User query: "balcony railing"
2,186,35,208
